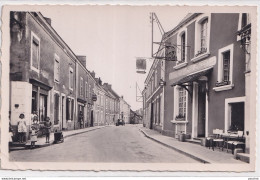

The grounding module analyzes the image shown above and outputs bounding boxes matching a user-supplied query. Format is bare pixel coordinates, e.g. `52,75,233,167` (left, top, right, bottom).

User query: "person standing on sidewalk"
30,116,39,149
45,117,52,143
17,113,27,143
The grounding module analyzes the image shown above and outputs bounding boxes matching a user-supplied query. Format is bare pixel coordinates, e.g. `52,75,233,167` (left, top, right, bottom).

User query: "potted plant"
175,114,185,121
179,131,186,142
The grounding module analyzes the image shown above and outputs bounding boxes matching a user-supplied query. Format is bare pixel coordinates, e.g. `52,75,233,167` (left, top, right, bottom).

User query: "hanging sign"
136,58,147,74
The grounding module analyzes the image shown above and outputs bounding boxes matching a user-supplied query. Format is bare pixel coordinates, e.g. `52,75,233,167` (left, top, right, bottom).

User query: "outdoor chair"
211,129,224,151
206,129,224,150
226,131,245,154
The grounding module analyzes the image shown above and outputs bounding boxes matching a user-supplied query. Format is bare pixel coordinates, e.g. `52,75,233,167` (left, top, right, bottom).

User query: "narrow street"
10,125,199,163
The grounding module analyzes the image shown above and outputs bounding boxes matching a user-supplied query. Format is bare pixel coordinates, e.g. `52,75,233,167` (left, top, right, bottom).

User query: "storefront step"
236,153,250,163
185,138,201,145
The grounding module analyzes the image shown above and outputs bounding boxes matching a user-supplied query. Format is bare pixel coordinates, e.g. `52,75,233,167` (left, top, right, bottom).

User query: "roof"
164,13,201,40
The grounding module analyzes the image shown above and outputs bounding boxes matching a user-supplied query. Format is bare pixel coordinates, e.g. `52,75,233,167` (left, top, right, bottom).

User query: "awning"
171,67,213,86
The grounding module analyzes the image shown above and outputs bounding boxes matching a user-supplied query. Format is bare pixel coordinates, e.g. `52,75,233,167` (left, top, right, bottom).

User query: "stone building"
143,13,253,153
9,11,96,141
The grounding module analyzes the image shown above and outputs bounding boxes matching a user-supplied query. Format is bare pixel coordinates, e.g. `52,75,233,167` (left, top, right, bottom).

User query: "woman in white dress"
17,113,27,143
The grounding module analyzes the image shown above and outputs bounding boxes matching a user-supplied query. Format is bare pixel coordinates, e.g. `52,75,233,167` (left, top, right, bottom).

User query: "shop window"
214,44,234,91
54,54,60,83
31,90,37,114
54,93,60,125
31,32,40,72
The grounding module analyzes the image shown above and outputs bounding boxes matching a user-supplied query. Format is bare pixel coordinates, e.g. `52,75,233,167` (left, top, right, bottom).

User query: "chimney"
98,78,102,85
91,71,96,78
77,56,87,68
121,96,123,99
108,84,112,89
44,17,52,25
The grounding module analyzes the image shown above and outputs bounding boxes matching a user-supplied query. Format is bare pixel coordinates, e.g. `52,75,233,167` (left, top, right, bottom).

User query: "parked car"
116,119,125,126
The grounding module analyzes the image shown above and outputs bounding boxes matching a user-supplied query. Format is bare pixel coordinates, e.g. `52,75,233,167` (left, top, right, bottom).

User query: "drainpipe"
74,58,77,130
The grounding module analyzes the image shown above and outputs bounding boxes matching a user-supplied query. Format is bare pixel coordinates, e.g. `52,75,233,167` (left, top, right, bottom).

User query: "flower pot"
179,134,186,142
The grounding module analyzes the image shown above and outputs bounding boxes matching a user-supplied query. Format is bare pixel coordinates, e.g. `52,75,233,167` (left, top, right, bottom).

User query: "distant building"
119,96,131,123
103,83,120,124
130,109,143,124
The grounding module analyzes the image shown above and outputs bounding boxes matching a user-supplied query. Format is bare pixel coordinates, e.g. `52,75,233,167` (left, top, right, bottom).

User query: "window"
80,77,83,97
155,70,157,88
241,13,247,28
54,54,60,82
175,30,187,69
200,18,208,52
181,33,186,62
31,32,40,72
178,87,186,118
54,93,60,125
173,86,187,122
89,84,91,99
222,51,230,82
85,82,88,98
214,44,234,91
69,67,73,90
192,15,211,62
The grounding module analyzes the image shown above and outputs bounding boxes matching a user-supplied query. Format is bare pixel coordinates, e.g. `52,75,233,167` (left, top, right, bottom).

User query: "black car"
116,119,125,126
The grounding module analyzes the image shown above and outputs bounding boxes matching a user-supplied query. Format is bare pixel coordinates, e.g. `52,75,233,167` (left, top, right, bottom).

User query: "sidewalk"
13,126,107,150
139,127,246,164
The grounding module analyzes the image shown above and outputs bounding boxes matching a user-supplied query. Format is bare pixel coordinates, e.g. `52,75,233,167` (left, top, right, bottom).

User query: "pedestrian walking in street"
45,117,52,143
30,116,39,149
17,113,27,143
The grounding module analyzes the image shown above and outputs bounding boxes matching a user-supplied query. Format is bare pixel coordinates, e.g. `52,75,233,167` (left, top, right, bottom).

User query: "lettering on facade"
169,56,216,81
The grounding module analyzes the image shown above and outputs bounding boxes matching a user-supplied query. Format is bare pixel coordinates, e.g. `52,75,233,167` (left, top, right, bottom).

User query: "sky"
38,6,187,111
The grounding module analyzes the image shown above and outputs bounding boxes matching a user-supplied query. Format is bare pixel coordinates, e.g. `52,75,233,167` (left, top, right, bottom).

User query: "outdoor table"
222,133,244,153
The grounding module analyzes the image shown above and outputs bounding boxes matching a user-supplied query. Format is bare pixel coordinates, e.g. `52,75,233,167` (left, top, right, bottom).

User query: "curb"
139,128,210,164
37,126,107,148
11,126,107,150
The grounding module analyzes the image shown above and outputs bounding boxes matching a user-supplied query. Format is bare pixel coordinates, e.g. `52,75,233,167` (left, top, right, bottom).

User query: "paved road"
10,125,199,163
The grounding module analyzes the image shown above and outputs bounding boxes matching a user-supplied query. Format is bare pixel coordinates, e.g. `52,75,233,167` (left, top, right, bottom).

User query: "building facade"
9,11,97,141
143,13,252,152
119,96,131,123
103,83,120,125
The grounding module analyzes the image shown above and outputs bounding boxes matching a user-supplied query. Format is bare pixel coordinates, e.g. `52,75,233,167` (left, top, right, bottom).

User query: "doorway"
197,82,206,137
39,94,47,122
230,102,244,131
90,110,94,127
150,103,154,129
